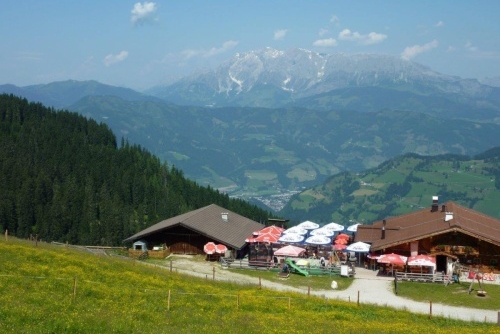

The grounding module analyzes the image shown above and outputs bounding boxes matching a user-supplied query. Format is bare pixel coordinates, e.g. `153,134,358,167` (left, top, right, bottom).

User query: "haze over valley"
2,1,500,223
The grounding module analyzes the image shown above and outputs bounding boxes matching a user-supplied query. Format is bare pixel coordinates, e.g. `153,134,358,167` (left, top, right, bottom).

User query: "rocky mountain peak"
151,48,499,114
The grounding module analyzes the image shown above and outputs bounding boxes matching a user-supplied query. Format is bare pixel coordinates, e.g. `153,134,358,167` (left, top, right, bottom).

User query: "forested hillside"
280,152,500,224
0,94,272,246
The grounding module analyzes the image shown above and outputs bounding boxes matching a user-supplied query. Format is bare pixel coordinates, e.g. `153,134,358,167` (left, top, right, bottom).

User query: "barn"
123,204,264,258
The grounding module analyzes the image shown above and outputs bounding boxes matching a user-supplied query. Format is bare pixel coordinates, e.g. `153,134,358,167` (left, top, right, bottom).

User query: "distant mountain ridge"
149,48,500,121
0,80,162,109
2,48,500,215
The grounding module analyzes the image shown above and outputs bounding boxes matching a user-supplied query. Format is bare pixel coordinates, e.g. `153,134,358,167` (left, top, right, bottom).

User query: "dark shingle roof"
123,204,264,249
356,201,500,251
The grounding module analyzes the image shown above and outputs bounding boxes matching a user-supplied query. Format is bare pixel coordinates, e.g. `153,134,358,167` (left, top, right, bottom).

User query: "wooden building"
355,196,500,273
123,204,264,258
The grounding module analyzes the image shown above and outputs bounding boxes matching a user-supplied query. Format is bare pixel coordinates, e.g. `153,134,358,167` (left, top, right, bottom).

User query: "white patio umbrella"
282,226,308,235
322,222,345,233
347,223,360,232
278,233,305,244
304,235,331,245
298,220,320,230
345,241,371,253
310,228,334,237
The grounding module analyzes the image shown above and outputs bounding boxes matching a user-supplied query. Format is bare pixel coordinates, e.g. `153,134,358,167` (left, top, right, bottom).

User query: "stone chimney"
431,196,439,212
381,219,386,240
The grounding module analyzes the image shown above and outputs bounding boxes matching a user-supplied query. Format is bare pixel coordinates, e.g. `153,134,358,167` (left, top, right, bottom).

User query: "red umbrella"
377,253,407,266
215,244,228,254
336,233,350,240
204,242,216,255
333,244,347,250
254,225,285,236
407,255,436,267
334,238,348,245
246,232,280,243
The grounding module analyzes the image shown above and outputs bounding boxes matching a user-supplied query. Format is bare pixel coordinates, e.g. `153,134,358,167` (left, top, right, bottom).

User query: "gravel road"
168,256,498,324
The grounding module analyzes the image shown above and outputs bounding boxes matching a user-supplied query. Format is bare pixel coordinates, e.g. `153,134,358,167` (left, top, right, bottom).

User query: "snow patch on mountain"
151,47,499,112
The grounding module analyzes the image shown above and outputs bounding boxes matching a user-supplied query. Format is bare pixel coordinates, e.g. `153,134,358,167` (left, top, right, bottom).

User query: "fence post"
497,311,500,326
73,277,77,300
357,291,360,306
167,290,171,311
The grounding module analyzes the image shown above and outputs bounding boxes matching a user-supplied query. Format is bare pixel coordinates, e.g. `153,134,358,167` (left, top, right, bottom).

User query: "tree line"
0,94,273,246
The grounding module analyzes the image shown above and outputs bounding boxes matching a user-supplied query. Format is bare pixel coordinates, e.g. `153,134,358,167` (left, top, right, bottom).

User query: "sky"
1,1,499,91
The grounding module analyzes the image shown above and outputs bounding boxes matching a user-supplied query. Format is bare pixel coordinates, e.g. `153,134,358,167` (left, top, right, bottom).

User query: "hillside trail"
166,256,498,324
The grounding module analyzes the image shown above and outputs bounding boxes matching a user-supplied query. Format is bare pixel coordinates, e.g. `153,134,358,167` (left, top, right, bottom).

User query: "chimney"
221,213,228,222
431,196,439,212
381,219,386,240
441,204,446,212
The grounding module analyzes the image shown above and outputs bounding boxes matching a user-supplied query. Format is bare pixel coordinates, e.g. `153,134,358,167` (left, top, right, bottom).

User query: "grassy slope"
0,238,498,333
287,155,500,223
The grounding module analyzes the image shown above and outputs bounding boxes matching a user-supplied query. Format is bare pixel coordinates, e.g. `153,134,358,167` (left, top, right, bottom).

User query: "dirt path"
166,256,498,324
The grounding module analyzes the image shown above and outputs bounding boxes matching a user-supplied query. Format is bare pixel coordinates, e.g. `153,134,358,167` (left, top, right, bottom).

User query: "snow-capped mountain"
149,48,500,119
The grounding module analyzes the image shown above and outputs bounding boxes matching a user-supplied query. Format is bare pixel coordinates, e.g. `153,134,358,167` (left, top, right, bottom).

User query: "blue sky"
1,1,499,90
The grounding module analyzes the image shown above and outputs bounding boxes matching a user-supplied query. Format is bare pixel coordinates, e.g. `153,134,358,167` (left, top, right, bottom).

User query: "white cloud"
180,49,200,60
103,51,129,66
205,40,239,57
330,15,339,24
182,40,239,59
435,21,444,27
465,41,478,52
131,1,157,26
313,38,337,47
401,40,439,60
274,29,288,40
338,29,387,45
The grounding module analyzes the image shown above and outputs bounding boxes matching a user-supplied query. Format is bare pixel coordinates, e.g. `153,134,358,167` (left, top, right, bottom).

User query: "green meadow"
1,238,500,333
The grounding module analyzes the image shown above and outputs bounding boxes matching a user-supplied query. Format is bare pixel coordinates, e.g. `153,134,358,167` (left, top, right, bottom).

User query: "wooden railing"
396,271,448,283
